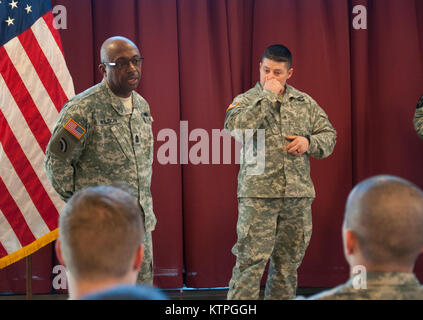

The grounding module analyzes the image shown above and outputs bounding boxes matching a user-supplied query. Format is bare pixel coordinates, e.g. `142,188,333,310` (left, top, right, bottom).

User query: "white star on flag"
8,0,18,9
5,16,14,26
25,4,31,13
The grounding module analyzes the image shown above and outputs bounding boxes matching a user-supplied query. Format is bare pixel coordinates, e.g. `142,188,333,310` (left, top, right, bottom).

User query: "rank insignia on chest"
64,118,86,140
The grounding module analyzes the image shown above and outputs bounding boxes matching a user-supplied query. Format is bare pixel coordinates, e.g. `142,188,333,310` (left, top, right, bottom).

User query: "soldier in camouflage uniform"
307,272,423,300
414,95,423,139
307,175,423,300
224,44,337,300
44,36,156,285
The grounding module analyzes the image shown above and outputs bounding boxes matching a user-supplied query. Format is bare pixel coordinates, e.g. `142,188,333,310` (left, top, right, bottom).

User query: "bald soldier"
44,36,156,284
414,94,423,139
307,175,423,300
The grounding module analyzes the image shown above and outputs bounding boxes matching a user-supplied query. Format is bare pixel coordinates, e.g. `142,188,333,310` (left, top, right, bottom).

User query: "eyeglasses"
102,57,144,69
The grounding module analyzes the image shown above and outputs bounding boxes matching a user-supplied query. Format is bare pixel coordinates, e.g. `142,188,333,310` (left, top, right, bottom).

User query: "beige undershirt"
105,80,133,113
118,94,133,113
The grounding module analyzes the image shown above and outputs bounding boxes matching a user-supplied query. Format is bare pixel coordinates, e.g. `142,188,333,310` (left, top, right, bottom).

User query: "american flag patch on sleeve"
64,118,86,140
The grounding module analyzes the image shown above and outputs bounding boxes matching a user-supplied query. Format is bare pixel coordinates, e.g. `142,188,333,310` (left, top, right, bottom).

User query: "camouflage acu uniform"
44,80,156,284
224,83,336,300
306,272,423,300
414,95,423,139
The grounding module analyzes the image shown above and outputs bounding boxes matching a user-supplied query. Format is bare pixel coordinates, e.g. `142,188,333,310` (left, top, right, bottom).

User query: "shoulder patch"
64,118,86,140
226,101,239,111
48,128,79,161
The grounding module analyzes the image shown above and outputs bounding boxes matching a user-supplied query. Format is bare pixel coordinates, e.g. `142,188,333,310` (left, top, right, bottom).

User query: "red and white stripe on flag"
0,2,74,268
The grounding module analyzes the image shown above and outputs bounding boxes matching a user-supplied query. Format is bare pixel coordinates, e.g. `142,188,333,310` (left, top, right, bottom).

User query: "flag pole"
26,255,32,300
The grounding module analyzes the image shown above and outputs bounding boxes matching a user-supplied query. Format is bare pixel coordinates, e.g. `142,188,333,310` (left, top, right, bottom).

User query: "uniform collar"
348,271,420,287
100,79,133,116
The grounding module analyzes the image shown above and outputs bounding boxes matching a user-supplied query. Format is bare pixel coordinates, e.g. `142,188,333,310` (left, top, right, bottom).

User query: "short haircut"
261,44,292,69
59,185,144,280
344,175,423,266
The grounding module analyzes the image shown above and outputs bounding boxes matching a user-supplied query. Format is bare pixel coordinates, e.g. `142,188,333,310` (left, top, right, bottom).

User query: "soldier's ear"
55,239,66,267
344,229,358,255
99,63,106,77
287,67,294,80
133,244,144,272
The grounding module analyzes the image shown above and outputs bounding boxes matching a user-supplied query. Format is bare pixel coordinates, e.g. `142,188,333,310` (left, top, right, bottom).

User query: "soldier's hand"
263,78,284,95
285,136,309,156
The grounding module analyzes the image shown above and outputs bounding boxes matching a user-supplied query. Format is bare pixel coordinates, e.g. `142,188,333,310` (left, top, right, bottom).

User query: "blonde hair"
59,185,143,280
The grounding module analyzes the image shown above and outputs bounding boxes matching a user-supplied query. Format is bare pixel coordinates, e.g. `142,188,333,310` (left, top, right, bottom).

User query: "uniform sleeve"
44,103,91,201
414,95,423,139
224,89,278,141
307,100,337,159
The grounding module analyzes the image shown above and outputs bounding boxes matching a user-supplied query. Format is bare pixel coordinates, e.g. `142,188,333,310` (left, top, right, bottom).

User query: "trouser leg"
137,231,154,285
227,198,279,300
264,198,313,300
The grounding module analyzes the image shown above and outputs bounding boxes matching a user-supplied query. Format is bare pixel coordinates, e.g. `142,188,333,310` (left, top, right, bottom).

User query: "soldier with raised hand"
414,94,423,139
224,44,337,300
307,175,423,300
44,36,156,285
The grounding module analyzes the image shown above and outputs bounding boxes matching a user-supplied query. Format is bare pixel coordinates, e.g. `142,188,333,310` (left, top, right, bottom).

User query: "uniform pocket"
140,115,154,162
142,115,154,124
110,125,134,161
236,198,254,241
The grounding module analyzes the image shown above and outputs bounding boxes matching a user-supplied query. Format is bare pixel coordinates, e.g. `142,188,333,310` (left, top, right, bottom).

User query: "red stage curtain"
176,0,254,288
1,0,422,292
350,0,423,279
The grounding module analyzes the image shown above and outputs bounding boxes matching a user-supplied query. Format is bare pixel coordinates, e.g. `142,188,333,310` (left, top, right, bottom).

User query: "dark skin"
98,36,142,98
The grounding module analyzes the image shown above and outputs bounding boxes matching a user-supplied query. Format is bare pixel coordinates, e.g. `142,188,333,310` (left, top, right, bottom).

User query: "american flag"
64,118,85,140
0,0,74,268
